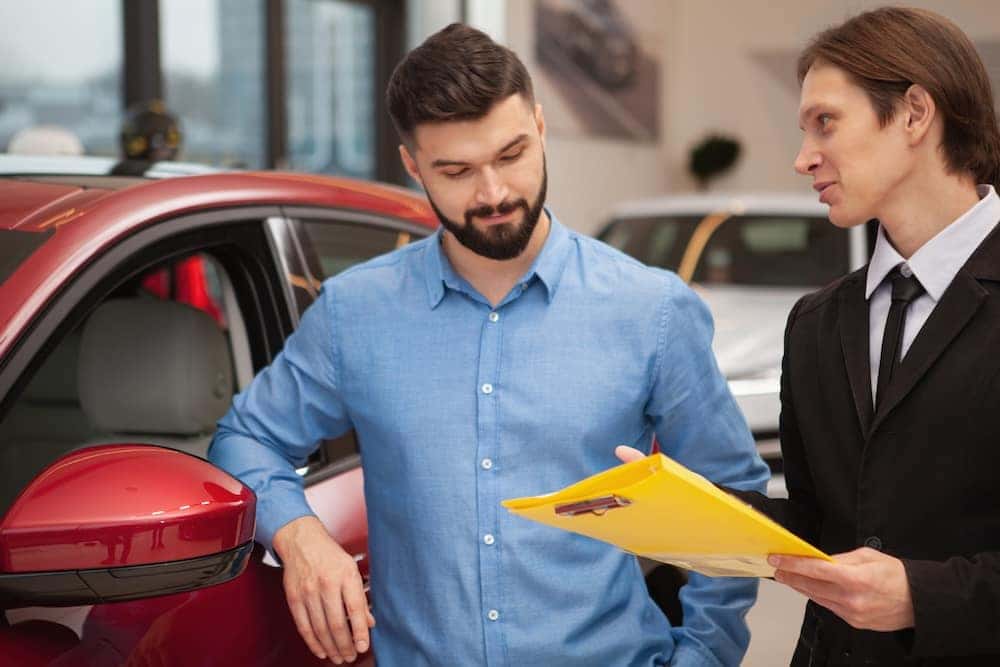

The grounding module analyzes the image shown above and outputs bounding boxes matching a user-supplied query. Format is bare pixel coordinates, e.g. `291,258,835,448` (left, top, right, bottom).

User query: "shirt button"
900,263,913,278
864,536,883,551
487,609,499,621
483,534,495,545
481,383,493,395
488,311,500,323
481,458,493,470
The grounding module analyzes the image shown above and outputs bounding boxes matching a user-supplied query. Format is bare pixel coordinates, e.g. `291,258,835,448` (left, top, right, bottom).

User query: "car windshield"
0,230,52,287
600,213,848,287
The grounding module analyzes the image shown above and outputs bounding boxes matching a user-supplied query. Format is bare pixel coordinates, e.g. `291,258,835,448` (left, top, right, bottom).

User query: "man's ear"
399,144,423,187
902,84,936,146
534,103,546,149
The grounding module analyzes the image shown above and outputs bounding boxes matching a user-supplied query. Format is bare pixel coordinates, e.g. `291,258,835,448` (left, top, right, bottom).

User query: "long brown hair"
799,7,1000,188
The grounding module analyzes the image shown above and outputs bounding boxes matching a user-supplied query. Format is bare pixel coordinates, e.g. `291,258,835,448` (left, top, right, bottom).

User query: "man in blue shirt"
210,23,768,666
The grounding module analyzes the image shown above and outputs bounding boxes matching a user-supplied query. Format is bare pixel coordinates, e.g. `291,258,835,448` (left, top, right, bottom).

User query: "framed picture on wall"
533,0,660,141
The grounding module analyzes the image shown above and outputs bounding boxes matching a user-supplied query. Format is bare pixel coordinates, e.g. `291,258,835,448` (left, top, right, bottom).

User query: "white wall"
408,1,1000,235
663,0,1000,196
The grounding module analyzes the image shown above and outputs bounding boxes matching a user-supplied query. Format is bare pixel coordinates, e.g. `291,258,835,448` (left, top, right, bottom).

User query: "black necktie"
875,266,925,409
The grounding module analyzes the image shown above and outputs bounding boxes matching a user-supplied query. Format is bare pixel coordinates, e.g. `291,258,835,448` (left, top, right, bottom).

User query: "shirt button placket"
476,305,504,663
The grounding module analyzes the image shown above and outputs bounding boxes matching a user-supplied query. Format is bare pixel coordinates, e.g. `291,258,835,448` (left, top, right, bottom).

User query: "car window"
299,219,414,279
0,252,249,517
600,216,700,272
602,214,846,287
692,216,847,287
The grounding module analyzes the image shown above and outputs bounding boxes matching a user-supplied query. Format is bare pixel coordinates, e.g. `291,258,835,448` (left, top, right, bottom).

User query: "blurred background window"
161,0,267,168
0,0,122,156
286,0,376,178
1,0,395,176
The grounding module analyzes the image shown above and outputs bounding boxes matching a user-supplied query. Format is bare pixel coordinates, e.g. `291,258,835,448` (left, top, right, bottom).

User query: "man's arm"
903,552,1000,656
748,300,1000,657
209,287,370,663
644,274,770,667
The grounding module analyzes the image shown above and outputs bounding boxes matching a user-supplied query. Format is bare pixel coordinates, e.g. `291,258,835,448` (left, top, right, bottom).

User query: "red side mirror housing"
0,444,255,608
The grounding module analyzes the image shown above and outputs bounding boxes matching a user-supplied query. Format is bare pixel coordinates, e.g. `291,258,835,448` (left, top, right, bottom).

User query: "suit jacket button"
864,536,883,550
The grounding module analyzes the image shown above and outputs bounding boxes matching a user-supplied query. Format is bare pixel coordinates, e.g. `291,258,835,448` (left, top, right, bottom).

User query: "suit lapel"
839,274,874,436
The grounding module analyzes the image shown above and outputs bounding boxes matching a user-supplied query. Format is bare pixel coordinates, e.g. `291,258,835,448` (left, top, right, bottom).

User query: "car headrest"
78,299,233,435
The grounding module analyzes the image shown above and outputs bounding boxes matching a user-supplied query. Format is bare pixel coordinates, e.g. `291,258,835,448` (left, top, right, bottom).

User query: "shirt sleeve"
643,272,770,667
208,285,352,550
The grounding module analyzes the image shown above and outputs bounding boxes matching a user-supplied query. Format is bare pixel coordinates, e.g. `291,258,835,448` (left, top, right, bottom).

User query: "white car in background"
599,194,874,496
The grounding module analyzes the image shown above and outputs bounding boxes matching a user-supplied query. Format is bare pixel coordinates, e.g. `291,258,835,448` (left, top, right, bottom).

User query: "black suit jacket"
737,223,1000,665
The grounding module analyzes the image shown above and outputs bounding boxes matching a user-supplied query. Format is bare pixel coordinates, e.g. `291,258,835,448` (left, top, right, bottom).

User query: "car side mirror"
0,444,255,609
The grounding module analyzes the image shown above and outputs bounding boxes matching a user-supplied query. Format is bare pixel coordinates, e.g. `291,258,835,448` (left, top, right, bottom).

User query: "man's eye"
500,150,524,163
818,114,832,127
444,168,469,178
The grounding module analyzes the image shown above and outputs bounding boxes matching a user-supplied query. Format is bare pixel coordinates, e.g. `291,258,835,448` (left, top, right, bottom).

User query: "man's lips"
814,181,836,203
476,210,518,225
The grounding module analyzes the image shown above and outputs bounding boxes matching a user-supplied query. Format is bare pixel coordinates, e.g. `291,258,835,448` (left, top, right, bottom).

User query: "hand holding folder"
501,452,830,578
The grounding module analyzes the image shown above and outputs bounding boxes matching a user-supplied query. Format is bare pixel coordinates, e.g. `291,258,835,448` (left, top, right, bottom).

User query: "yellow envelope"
502,453,830,577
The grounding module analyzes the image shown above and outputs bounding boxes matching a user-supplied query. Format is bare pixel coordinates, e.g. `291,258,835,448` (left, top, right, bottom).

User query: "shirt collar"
865,184,1000,301
527,209,571,302
423,208,572,309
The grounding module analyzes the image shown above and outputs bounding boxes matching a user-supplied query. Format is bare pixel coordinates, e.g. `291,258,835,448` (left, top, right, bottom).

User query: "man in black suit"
620,7,1000,665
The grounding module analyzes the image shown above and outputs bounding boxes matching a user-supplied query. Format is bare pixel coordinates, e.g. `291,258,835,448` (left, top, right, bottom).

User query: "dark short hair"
798,7,1000,188
386,23,535,147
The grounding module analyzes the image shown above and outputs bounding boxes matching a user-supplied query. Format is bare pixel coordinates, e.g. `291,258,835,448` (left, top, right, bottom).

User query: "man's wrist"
272,515,322,559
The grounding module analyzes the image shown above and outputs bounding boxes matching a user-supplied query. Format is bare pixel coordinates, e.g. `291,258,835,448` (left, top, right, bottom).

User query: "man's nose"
794,138,820,176
475,167,509,206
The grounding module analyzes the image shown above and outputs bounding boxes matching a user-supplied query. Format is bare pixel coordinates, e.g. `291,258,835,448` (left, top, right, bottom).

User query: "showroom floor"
743,578,807,666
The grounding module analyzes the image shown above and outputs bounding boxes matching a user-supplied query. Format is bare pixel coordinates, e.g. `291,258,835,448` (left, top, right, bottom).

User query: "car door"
0,208,341,666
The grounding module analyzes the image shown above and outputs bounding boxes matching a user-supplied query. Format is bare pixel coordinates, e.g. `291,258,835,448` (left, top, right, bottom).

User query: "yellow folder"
501,453,830,577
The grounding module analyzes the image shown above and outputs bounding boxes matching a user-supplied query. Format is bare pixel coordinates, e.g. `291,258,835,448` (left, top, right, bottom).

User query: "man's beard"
427,161,548,261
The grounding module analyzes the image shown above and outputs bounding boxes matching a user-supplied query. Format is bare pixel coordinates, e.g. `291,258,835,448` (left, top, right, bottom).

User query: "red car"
0,156,437,666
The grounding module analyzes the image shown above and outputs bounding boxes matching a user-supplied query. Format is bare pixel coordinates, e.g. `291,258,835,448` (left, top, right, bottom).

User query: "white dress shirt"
866,184,1000,404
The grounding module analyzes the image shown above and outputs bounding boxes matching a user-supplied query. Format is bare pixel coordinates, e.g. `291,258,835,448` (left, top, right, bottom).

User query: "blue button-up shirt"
210,213,769,667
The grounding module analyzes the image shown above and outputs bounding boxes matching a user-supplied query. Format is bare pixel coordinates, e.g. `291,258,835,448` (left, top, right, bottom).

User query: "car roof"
0,156,437,361
0,155,436,232
609,192,827,219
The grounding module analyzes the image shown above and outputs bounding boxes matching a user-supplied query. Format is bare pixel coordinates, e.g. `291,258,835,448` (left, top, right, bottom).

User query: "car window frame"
0,208,295,430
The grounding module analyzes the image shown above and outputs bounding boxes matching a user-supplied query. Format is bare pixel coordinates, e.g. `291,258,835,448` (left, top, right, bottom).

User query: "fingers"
615,445,645,463
287,592,329,660
342,573,373,655
833,547,881,564
322,586,357,663
769,554,844,583
306,592,350,664
290,574,372,663
773,569,847,602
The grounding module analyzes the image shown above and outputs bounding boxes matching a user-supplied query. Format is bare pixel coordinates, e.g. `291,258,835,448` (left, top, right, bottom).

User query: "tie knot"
889,266,924,303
